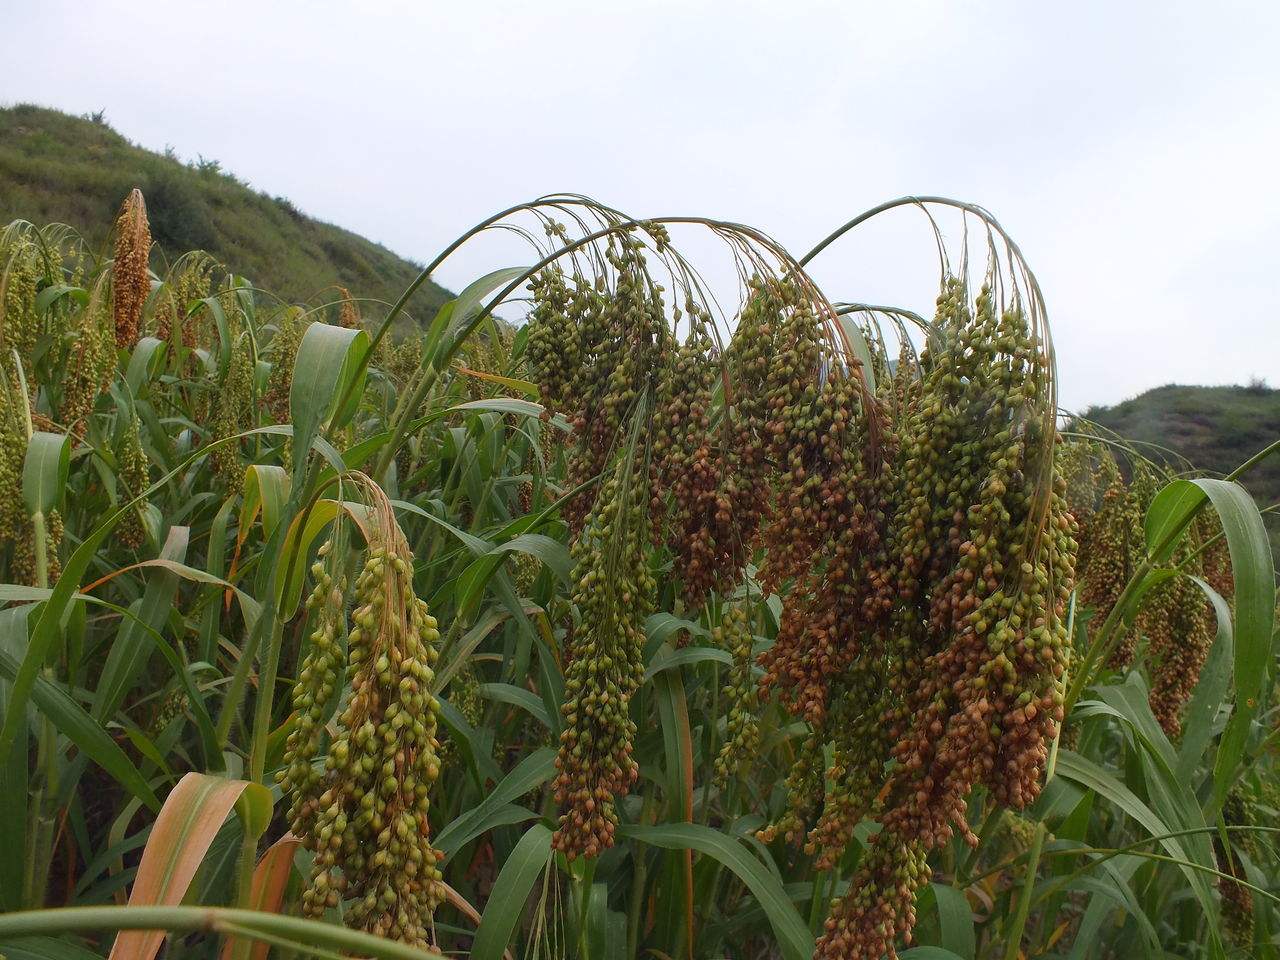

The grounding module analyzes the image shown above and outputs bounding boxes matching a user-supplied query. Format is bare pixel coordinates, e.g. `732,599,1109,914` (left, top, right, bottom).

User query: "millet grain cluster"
280,489,446,946
798,282,1077,960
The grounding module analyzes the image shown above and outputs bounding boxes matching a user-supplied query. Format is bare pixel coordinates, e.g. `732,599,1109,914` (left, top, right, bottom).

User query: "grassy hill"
1081,382,1280,555
0,104,452,327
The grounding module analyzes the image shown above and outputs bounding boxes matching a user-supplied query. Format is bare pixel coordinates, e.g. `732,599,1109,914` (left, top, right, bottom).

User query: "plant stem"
230,613,283,959
1227,438,1280,484
247,616,285,786
0,905,445,960
32,509,47,589
229,836,258,960
627,785,657,958
956,800,999,886
963,825,1280,902
807,869,828,934
25,704,58,908
373,364,442,481
217,922,348,960
217,461,323,927
25,510,58,908
1002,820,1045,960
574,856,597,960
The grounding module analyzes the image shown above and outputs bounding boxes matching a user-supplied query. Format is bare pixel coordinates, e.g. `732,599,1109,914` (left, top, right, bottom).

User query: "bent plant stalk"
0,906,445,960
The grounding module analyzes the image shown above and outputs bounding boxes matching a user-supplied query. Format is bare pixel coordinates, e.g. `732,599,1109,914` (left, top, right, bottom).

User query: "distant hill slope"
0,104,452,326
1081,383,1280,554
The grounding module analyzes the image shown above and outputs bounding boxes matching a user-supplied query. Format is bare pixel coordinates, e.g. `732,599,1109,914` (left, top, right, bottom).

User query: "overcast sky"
3,0,1278,410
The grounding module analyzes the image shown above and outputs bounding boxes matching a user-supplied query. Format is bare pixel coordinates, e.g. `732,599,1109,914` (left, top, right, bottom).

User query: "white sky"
3,0,1278,411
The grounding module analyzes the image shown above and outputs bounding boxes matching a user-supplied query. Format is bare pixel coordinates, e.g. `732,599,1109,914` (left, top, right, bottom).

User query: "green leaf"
645,613,709,649
478,682,550,728
645,645,732,680
618,823,813,960
1056,749,1218,931
3,419,289,768
393,500,490,557
1084,675,1220,917
470,823,552,960
0,604,32,910
449,804,538,856
434,748,555,861
289,323,370,482
1193,483,1274,804
435,697,502,790
1203,483,1275,655
1062,863,1160,957
585,882,609,960
652,662,696,952
0,906,446,960
833,314,877,396
1142,475,1275,807
495,533,571,584
22,432,71,517
0,429,266,762
239,465,291,544
455,533,570,610
91,526,191,724
34,284,87,314
73,829,149,906
448,267,529,342
0,610,160,811
1144,479,1274,719
927,883,974,960
450,397,545,419
198,294,233,378
273,498,343,617
1176,577,1234,782
124,337,167,395
420,300,454,365
234,782,274,840
433,610,509,693
654,664,694,824
1144,479,1206,561
8,575,221,778
199,496,235,665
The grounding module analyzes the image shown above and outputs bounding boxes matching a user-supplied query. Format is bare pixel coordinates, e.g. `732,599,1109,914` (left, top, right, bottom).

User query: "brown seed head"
112,188,151,349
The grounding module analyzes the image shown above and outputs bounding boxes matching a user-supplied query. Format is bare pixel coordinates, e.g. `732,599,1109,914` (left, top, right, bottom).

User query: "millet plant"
0,190,1273,960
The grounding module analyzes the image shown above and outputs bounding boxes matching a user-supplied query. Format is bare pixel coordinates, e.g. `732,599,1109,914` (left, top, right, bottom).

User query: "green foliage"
0,188,1274,960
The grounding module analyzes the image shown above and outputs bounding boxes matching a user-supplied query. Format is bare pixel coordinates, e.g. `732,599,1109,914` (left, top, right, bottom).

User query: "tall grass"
0,190,1273,960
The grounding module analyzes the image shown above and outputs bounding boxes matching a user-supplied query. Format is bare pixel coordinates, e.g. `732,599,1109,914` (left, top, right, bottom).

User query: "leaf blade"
618,822,813,960
108,773,262,960
470,823,552,960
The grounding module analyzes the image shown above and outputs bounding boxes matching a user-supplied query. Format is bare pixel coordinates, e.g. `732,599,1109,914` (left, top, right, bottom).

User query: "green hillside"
1081,382,1280,553
0,104,451,325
